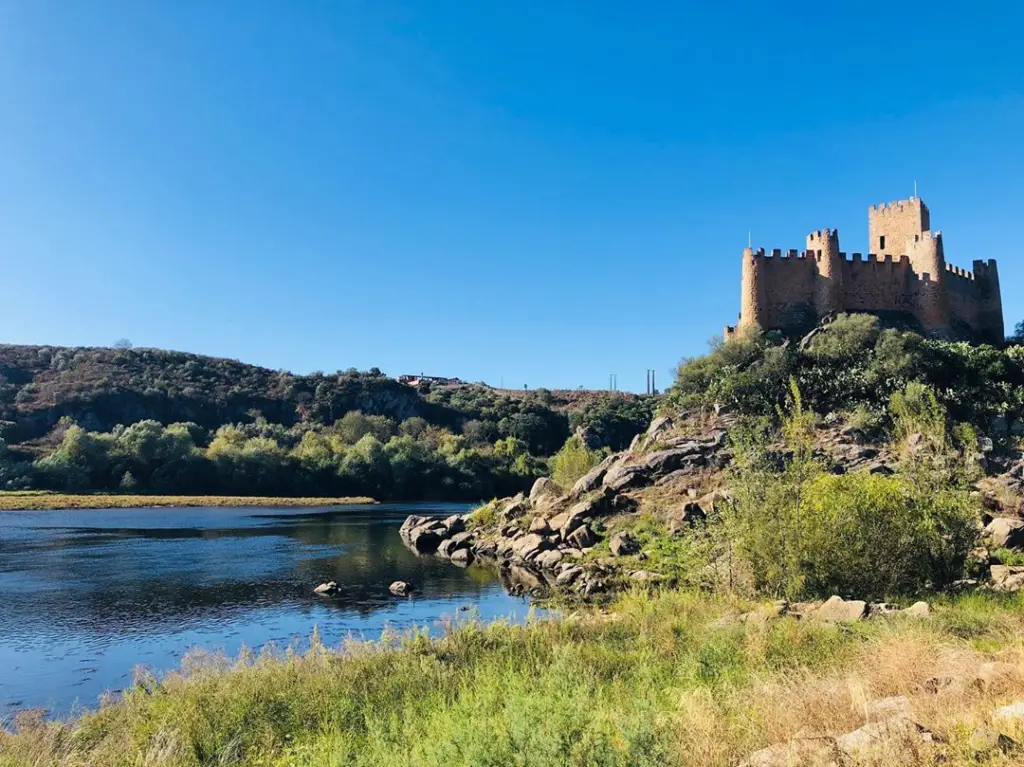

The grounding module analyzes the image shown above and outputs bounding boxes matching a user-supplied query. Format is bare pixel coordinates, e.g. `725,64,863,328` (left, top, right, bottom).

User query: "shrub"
796,472,976,598
549,436,603,490
803,313,880,362
726,383,978,600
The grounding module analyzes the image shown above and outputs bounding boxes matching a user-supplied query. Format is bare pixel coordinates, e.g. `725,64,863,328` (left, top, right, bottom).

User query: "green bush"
666,313,1024,434
796,472,976,598
549,436,603,491
726,383,978,600
803,313,880,362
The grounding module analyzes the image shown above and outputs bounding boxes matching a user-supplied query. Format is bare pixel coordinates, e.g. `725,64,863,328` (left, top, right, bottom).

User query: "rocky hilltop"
401,409,1024,600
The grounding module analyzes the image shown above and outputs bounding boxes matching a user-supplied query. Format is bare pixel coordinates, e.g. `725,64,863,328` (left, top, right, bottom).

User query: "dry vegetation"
3,591,1024,766
0,492,374,511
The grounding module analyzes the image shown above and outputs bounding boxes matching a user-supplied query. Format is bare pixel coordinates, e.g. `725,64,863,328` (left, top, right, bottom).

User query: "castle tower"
868,197,930,263
869,197,950,333
807,228,843,316
738,246,765,331
973,259,1004,344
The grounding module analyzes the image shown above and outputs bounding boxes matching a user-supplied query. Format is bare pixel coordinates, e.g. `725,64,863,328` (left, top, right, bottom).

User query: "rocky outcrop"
990,564,1024,591
741,697,934,765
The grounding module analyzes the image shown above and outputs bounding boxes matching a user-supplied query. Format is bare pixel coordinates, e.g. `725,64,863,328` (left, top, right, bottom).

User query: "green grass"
0,492,375,511
5,590,1024,766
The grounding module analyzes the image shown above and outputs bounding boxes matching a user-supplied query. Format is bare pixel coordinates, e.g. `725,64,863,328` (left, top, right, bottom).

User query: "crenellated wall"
725,198,1004,343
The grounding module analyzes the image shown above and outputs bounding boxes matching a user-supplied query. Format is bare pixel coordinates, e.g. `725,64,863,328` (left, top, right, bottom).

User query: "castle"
725,197,1003,344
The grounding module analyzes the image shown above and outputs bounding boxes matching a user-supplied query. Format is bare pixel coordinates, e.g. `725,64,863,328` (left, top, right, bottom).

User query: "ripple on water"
0,503,533,716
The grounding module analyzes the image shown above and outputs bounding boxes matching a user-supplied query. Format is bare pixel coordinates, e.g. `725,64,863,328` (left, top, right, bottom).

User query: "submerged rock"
313,581,339,596
389,580,415,596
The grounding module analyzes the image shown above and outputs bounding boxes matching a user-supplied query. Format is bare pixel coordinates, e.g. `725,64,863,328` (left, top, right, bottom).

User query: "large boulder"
449,548,474,567
571,453,624,499
407,523,445,554
986,517,1024,550
609,531,641,557
603,464,650,493
533,548,563,570
810,595,868,623
505,564,545,592
437,531,474,559
500,493,531,521
641,445,705,479
991,564,1024,591
567,524,597,549
667,502,706,535
442,515,466,535
646,416,673,438
836,717,934,760
400,515,435,538
314,581,339,595
511,533,552,560
529,478,563,508
555,564,585,587
528,516,552,534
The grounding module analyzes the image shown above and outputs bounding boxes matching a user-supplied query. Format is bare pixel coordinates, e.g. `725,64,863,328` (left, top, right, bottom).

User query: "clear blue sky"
2,2,1022,392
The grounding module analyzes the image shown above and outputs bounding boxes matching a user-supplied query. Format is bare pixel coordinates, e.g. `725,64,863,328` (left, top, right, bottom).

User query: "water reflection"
0,503,531,716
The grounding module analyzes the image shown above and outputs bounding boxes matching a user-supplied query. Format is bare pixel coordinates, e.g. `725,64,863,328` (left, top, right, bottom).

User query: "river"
0,503,533,717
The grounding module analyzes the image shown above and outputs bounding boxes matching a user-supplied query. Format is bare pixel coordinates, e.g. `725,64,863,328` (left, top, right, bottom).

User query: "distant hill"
0,345,653,454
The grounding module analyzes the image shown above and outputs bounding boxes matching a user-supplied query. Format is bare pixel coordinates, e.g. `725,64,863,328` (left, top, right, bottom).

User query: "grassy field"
3,590,1024,766
0,491,376,511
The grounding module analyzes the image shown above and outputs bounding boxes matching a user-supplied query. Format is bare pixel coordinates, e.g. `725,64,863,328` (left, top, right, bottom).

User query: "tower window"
879,235,886,250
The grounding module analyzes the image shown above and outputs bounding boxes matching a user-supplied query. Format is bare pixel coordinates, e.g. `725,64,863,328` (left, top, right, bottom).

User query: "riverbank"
3,590,1024,766
0,492,376,511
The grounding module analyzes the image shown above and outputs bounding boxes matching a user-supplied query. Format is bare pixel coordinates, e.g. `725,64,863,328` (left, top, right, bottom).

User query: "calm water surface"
0,503,533,717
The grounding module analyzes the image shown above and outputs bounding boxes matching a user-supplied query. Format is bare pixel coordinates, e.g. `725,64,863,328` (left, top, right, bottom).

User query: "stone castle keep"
726,197,1004,343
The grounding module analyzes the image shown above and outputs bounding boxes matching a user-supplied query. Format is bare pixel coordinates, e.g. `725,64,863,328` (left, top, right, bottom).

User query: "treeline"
0,413,547,501
0,344,657,499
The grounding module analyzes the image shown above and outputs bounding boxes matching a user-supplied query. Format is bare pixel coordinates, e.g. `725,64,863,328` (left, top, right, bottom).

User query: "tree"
113,339,133,349
1009,321,1024,344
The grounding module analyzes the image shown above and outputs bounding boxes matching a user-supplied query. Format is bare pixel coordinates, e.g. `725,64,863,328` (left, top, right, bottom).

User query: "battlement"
945,263,975,281
869,197,927,214
748,247,812,260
